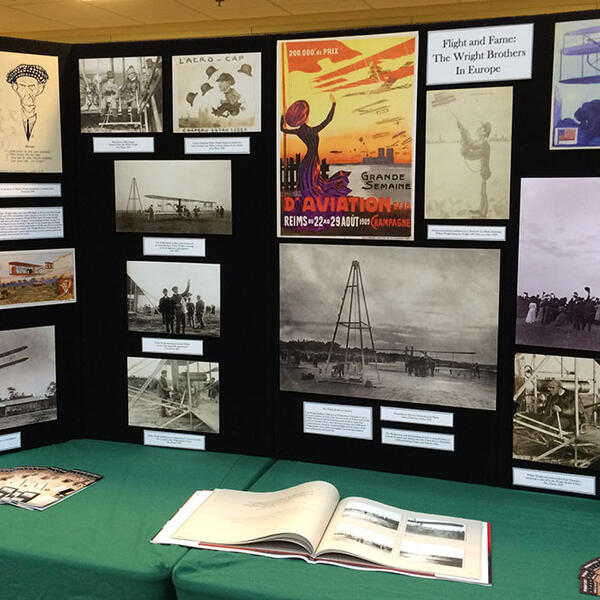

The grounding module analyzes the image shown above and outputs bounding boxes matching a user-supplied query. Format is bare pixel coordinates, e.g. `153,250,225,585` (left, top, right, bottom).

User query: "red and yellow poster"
277,32,418,240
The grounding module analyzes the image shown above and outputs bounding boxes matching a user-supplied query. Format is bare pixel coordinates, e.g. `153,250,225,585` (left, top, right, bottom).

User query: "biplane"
0,346,28,371
145,194,217,219
558,24,600,84
373,348,480,378
353,99,390,115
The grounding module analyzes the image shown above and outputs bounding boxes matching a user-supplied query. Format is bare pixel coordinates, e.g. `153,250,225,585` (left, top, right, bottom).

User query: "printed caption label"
380,407,454,428
0,183,61,198
513,467,596,495
184,137,250,154
427,225,506,242
143,237,206,257
93,137,155,153
303,401,373,440
381,428,455,451
144,430,206,451
427,23,534,85
0,207,63,241
142,338,204,356
0,432,21,452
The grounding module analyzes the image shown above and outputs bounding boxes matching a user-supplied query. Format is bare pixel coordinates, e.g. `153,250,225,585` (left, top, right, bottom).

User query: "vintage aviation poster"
172,52,261,133
551,19,600,149
277,32,418,240
0,51,62,173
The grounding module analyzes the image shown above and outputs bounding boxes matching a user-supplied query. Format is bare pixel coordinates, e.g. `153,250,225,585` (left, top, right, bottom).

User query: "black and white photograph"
513,353,600,469
127,357,219,434
115,160,232,235
0,326,56,431
516,178,600,352
333,523,395,553
79,56,162,133
342,500,401,531
173,52,261,133
399,540,464,569
127,260,220,338
405,517,466,540
280,244,500,410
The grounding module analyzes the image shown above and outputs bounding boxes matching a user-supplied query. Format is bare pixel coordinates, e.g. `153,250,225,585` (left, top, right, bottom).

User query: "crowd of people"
144,204,227,221
156,279,216,335
517,287,600,331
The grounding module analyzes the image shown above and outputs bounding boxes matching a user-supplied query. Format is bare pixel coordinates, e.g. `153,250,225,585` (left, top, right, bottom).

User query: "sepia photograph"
173,52,261,133
405,517,466,541
515,178,600,352
79,56,162,133
399,540,464,568
342,500,401,531
425,86,512,220
127,357,219,434
127,260,220,337
0,248,76,310
513,353,600,470
0,326,56,431
550,19,600,149
0,50,62,173
333,523,395,553
115,160,232,235
280,244,500,410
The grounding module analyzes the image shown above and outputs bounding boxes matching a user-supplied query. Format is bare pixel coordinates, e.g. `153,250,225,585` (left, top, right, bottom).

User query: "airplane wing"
145,194,216,207
0,346,28,360
0,357,29,370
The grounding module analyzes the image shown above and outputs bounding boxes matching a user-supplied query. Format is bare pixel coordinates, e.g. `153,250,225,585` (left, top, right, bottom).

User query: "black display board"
1,8,599,499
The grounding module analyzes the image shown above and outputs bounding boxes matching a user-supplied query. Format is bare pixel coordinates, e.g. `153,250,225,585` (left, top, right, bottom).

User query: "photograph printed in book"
280,244,500,410
425,86,512,220
513,353,600,470
0,248,76,310
550,19,600,149
277,32,418,240
0,326,56,431
127,357,219,434
126,260,220,338
0,50,62,173
78,56,162,133
115,160,232,235
172,52,261,133
516,178,600,351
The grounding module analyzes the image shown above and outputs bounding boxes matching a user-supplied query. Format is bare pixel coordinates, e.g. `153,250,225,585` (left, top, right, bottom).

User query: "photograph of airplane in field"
114,160,232,235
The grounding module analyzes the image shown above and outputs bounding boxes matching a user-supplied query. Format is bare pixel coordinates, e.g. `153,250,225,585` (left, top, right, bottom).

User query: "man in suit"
171,279,190,335
544,379,585,434
157,369,170,417
158,288,174,333
195,294,206,329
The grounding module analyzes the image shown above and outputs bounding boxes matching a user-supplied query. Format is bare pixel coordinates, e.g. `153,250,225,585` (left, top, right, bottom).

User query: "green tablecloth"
173,460,600,600
0,439,272,600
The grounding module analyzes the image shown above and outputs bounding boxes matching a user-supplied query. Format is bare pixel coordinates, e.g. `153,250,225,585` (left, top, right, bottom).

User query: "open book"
153,480,491,585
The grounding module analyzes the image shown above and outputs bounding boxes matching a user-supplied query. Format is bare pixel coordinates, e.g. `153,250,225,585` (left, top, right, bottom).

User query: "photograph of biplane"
127,357,219,434
0,326,56,431
126,260,220,338
79,56,162,133
280,244,500,410
513,353,600,469
551,19,600,149
515,178,600,352
0,248,76,310
115,160,232,235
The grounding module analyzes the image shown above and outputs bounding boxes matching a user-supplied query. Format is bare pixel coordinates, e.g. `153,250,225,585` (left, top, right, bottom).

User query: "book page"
317,497,484,581
172,480,340,553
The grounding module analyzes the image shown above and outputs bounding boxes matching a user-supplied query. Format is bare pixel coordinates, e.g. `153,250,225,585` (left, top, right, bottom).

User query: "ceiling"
0,0,595,42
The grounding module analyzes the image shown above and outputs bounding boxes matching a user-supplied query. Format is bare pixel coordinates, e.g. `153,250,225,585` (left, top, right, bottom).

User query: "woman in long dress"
280,94,351,209
525,301,537,324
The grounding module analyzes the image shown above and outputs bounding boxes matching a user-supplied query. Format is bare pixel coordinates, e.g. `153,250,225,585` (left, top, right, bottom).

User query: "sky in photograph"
518,178,600,298
280,244,500,364
0,326,55,397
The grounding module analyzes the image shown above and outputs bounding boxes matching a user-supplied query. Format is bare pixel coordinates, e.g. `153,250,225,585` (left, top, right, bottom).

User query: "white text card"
380,407,454,428
184,137,250,155
0,183,61,198
303,401,372,440
142,337,204,356
512,467,595,496
427,224,506,242
144,430,206,451
0,432,21,452
381,428,455,451
143,237,206,257
427,23,534,85
0,207,63,241
93,137,155,153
